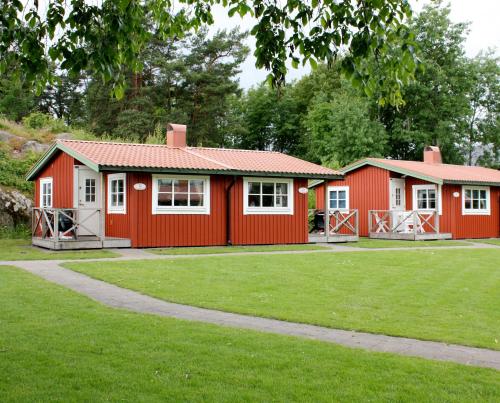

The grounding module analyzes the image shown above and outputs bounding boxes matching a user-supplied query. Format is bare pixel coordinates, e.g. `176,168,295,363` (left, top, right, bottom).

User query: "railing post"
54,209,59,242
368,211,372,234
324,184,329,243
355,209,359,236
435,209,439,235
413,211,418,239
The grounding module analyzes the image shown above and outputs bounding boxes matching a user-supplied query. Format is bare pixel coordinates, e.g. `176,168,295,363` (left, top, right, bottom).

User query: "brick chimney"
166,123,187,147
423,146,442,164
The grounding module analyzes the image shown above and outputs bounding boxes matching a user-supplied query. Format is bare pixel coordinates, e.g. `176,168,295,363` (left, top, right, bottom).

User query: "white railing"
32,207,102,241
310,209,359,237
368,210,439,235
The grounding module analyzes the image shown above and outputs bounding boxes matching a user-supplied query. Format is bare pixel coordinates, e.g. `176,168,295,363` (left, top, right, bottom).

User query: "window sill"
243,209,294,215
152,208,210,215
108,209,126,215
462,210,490,216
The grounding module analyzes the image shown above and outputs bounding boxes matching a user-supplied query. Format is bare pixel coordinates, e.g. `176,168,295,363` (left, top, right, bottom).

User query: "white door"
76,167,101,236
390,178,406,211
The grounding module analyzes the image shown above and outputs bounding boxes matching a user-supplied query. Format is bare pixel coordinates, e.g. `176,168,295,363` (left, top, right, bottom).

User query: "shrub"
22,112,52,129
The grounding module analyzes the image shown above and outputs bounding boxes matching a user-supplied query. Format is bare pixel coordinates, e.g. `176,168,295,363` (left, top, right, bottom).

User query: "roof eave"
26,142,100,181
443,179,500,187
341,159,443,185
101,165,342,180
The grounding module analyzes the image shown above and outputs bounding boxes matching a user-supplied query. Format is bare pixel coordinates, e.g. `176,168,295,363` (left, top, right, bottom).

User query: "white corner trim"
107,173,127,214
243,177,294,215
151,174,211,215
327,185,350,212
461,185,490,216
39,177,53,208
412,184,442,215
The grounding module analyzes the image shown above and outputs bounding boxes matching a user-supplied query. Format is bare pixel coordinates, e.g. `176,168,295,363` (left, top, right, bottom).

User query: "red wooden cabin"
27,124,342,249
313,147,500,240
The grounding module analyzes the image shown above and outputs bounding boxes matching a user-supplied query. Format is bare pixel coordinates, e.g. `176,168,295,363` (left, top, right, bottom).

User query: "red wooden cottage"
313,146,500,240
27,124,342,249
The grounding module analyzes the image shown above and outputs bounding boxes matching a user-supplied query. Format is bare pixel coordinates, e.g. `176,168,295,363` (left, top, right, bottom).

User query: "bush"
22,112,52,129
22,112,68,133
0,146,37,193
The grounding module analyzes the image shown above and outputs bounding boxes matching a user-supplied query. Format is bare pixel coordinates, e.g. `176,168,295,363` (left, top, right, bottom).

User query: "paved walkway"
9,258,500,371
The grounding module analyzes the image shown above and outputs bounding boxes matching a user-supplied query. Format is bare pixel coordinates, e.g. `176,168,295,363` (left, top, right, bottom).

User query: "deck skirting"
32,236,131,250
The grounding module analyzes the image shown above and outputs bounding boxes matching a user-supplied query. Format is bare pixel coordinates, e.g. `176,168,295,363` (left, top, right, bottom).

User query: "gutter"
226,176,237,245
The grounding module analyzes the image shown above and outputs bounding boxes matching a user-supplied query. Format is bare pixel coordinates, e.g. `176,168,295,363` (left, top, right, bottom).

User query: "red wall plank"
34,151,74,208
315,166,390,236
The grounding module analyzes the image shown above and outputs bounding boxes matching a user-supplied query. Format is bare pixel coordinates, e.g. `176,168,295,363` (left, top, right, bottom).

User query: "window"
328,186,349,211
40,177,53,208
85,178,96,203
412,184,442,214
152,175,210,214
462,186,490,215
395,188,401,207
243,178,294,215
108,173,126,214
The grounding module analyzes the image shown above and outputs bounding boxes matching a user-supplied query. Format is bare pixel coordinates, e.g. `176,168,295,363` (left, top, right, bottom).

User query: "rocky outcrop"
0,186,33,228
20,140,49,154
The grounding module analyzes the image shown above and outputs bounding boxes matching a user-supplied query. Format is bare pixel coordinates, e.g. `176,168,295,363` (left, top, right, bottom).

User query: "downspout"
226,176,237,245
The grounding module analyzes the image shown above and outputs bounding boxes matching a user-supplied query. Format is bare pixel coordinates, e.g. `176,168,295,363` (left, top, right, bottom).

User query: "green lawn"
148,244,329,255
469,239,500,247
355,238,472,248
0,239,119,260
66,249,500,350
1,266,499,402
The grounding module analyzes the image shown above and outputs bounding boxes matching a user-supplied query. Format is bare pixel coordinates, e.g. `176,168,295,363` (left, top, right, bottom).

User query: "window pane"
465,199,471,209
190,180,204,193
472,199,479,209
428,189,436,199
248,195,260,207
329,199,338,209
480,200,487,209
276,196,288,207
248,182,260,194
338,190,346,200
262,195,274,207
158,192,172,206
480,190,486,200
276,183,288,195
111,180,117,193
429,199,436,209
472,189,479,199
111,194,117,205
117,194,124,206
338,199,346,209
118,180,124,193
158,179,172,193
329,191,338,201
174,193,188,206
174,180,188,193
262,183,274,195
190,193,204,206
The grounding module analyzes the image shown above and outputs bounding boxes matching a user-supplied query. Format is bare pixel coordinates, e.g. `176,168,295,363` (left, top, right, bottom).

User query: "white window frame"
39,177,53,208
243,177,294,215
107,173,126,214
152,174,210,215
462,185,490,216
412,184,442,215
328,186,350,212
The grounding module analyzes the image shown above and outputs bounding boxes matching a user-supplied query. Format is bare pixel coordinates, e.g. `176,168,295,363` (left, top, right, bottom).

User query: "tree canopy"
0,0,417,104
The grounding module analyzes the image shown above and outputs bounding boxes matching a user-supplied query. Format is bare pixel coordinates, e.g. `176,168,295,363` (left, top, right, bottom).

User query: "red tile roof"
343,157,500,185
41,139,340,179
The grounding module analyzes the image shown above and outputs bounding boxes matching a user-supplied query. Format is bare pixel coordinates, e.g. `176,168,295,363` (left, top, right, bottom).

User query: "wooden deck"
309,234,359,243
32,236,131,250
368,232,452,241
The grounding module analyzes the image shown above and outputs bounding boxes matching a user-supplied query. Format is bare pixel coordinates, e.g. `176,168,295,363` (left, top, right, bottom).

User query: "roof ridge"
182,148,235,170
188,146,282,154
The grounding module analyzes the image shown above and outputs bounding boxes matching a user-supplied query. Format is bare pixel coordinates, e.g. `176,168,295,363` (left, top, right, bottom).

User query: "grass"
0,239,119,260
355,238,472,248
1,265,499,402
148,244,329,255
469,239,500,247
66,249,500,350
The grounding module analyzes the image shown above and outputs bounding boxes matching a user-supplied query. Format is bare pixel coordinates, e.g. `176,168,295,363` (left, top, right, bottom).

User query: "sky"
209,0,500,89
